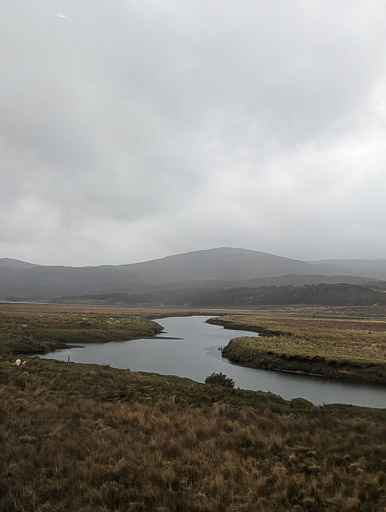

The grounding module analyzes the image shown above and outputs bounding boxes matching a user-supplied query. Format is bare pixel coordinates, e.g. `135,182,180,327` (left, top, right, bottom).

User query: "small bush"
205,372,235,388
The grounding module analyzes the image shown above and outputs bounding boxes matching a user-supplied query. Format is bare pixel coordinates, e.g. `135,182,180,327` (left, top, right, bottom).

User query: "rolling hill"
0,247,385,300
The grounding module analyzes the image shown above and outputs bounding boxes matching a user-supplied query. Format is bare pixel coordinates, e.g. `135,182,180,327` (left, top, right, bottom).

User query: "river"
40,315,386,408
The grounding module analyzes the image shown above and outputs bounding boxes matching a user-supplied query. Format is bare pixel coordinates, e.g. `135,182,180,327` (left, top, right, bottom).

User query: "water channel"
41,315,386,408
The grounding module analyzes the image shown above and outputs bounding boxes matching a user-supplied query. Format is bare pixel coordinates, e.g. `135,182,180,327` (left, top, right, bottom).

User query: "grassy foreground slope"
1,357,385,512
209,306,386,385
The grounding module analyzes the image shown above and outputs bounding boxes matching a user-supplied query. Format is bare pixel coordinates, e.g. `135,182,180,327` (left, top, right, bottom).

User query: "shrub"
205,372,235,388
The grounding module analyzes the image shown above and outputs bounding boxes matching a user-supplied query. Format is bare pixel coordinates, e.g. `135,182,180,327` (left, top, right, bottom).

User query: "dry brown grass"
1,385,385,511
0,357,385,511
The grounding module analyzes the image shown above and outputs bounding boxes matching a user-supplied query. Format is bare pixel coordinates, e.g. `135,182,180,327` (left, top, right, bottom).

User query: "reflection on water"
41,315,386,408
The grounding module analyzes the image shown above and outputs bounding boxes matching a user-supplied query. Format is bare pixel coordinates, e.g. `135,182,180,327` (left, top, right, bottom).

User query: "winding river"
41,315,386,408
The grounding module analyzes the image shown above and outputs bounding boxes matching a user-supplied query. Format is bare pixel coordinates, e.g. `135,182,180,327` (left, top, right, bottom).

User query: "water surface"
41,315,386,408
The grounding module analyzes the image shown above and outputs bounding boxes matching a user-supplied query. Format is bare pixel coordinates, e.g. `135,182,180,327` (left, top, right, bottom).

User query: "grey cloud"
1,0,386,264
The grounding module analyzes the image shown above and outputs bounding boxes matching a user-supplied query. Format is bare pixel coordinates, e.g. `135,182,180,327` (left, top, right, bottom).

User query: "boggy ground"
0,304,169,355
0,357,385,512
209,305,386,385
0,303,385,511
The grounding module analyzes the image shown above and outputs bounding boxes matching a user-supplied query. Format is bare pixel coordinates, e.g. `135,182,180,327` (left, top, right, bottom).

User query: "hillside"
310,258,386,278
0,258,38,269
2,356,385,512
71,283,386,308
1,248,386,300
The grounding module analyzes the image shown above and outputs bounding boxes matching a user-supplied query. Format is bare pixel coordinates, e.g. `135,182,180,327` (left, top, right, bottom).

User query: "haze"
1,1,386,266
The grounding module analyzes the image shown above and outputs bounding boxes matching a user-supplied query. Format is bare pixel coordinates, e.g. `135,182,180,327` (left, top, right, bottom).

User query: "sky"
1,1,386,266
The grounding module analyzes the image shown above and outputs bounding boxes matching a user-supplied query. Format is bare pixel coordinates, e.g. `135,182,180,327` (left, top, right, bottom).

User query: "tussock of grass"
0,357,385,512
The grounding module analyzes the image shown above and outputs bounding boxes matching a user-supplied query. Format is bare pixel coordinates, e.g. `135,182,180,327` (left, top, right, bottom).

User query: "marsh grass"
210,307,386,385
0,304,164,355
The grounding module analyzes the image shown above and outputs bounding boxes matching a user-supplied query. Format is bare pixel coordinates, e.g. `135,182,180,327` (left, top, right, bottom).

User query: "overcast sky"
1,1,386,266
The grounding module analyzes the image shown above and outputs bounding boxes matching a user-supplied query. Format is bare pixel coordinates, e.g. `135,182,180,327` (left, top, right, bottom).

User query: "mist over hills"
1,248,386,300
308,259,386,279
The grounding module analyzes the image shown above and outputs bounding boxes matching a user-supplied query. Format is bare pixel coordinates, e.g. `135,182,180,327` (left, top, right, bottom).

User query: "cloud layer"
1,0,386,265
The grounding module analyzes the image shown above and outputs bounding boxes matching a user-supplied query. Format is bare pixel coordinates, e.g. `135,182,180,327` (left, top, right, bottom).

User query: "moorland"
0,303,385,511
209,305,386,385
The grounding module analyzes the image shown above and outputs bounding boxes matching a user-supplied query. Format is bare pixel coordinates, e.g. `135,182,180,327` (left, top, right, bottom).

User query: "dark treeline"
67,283,386,307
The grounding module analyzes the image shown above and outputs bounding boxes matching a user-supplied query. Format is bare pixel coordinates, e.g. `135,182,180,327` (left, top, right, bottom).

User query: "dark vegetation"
1,357,385,512
210,308,386,385
204,372,235,388
63,283,386,307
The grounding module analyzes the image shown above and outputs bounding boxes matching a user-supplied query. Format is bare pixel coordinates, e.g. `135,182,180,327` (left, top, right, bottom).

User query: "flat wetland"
0,303,167,355
0,303,385,511
211,305,386,385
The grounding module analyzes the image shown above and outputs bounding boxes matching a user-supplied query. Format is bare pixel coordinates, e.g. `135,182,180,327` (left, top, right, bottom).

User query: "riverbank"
208,308,386,386
0,303,166,355
1,356,385,511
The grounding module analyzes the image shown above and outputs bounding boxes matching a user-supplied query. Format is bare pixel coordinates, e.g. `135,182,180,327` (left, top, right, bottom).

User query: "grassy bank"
0,304,165,355
209,307,386,385
1,357,385,512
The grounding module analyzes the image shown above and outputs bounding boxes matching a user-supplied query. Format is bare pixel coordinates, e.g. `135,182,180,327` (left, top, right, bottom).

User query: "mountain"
0,258,38,269
309,259,386,280
0,247,385,300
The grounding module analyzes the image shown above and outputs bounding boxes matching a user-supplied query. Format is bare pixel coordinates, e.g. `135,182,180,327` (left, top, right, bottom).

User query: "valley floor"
0,304,385,511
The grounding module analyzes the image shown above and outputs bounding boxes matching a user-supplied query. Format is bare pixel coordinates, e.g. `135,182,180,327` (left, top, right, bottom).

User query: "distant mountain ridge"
0,247,385,300
0,258,38,269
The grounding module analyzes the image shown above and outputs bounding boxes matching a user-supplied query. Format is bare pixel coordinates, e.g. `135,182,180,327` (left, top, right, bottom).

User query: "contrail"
56,13,70,20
